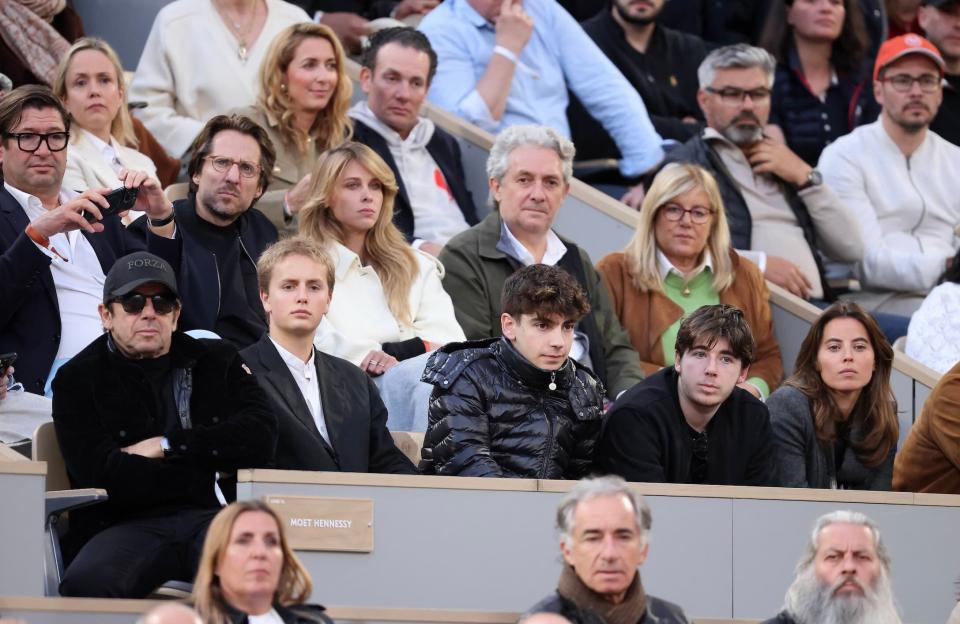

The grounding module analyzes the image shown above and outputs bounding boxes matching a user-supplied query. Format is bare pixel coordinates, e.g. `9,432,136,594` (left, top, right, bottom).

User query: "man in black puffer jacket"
420,264,605,478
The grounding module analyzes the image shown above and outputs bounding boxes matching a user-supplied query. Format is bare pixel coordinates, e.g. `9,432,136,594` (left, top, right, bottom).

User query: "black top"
174,207,265,347
932,73,960,148
421,337,605,478
596,367,777,486
768,44,879,166
51,333,277,547
570,13,708,162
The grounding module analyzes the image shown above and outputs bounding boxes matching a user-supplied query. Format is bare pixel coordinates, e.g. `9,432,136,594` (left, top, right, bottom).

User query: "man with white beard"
762,510,901,624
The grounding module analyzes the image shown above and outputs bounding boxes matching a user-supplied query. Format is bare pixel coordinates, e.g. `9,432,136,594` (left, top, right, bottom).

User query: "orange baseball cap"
874,34,946,81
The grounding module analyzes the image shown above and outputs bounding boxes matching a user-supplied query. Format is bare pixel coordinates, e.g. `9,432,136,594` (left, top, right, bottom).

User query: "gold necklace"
215,0,259,63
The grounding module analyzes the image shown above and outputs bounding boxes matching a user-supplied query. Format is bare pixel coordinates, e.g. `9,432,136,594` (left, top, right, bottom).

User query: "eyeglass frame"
878,72,942,93
203,154,262,179
703,86,772,104
659,204,715,225
107,292,180,316
2,131,70,153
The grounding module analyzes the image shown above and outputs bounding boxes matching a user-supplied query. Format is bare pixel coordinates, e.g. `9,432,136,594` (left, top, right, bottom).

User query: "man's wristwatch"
149,206,176,227
799,168,823,190
160,437,171,457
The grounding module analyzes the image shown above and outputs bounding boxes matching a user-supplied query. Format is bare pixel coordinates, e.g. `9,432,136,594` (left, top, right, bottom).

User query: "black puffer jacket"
420,337,605,478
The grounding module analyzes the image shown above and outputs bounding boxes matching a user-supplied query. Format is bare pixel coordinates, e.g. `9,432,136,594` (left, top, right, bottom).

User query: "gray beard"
783,566,901,624
721,123,763,146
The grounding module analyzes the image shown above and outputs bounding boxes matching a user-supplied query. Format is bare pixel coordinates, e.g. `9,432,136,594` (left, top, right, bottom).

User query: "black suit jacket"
240,334,417,474
351,119,479,242
0,186,145,394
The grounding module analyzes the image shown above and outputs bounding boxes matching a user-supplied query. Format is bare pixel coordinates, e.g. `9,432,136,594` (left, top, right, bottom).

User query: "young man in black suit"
240,236,416,474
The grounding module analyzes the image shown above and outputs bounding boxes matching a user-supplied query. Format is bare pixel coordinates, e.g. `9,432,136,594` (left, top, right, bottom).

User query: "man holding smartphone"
0,85,173,397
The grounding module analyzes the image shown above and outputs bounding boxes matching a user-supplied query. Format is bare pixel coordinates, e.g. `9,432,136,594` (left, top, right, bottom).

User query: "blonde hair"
623,163,734,293
192,501,312,624
258,22,353,156
53,37,138,148
299,142,418,325
257,235,337,294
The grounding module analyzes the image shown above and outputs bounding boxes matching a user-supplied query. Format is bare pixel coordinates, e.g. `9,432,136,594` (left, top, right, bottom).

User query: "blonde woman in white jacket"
299,142,465,430
54,38,158,223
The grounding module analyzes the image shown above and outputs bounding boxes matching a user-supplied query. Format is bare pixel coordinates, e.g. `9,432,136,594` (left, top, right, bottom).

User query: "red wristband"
25,223,50,248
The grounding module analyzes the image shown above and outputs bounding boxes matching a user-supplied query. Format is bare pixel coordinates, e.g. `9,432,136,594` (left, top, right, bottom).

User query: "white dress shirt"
5,182,105,367
269,337,330,446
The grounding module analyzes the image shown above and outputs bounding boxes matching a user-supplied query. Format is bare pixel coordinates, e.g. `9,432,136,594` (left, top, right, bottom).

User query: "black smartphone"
83,187,139,222
0,352,17,378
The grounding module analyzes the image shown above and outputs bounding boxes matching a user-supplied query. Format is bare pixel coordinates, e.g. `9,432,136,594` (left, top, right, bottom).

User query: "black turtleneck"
176,206,266,348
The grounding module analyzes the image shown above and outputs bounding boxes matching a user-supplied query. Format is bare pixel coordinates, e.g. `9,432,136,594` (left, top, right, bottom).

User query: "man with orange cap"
819,34,960,317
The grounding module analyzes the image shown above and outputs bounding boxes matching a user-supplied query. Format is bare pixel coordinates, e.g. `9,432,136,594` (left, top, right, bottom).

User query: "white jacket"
63,130,158,193
819,120,960,292
315,242,466,365
906,281,960,375
129,0,309,157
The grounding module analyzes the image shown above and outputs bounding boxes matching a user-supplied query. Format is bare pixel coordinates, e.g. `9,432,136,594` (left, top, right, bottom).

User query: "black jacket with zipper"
129,193,278,348
419,337,605,478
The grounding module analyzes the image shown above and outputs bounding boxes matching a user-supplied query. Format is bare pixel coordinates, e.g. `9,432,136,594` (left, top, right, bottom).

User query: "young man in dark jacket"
597,304,777,486
420,264,604,478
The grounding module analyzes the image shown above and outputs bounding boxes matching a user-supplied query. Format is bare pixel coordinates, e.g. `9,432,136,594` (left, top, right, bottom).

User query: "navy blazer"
240,334,417,474
351,119,479,242
0,186,145,395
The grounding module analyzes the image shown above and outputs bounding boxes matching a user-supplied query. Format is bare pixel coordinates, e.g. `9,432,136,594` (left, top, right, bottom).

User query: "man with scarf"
526,476,689,624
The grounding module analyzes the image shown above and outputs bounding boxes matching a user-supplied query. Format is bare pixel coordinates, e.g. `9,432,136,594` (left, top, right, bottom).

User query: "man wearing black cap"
920,0,960,145
50,251,277,598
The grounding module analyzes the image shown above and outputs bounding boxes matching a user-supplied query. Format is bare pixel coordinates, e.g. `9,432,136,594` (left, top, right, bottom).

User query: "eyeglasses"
204,155,261,178
690,430,709,484
3,131,69,152
110,293,179,315
660,204,714,224
704,86,772,104
880,73,941,93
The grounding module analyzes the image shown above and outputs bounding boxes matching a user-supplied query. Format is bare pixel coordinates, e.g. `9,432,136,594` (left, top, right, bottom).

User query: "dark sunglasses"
111,293,179,315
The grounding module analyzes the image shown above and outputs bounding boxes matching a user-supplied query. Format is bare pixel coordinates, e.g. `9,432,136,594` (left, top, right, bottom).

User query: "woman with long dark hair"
767,301,898,489
759,0,880,165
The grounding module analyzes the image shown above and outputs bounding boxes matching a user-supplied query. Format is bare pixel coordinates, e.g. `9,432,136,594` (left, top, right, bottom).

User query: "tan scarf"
0,0,70,85
557,564,648,624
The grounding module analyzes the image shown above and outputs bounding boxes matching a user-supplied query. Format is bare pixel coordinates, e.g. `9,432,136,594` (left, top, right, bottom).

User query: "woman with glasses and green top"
597,162,783,399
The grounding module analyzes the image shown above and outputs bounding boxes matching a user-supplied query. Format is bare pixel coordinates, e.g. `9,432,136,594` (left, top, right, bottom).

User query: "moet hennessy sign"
265,495,374,552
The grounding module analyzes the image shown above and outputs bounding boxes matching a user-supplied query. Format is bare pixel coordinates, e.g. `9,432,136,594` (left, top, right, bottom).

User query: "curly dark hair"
501,264,591,322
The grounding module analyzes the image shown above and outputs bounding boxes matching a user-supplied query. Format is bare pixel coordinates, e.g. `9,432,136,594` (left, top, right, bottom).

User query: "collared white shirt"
497,221,568,267
656,249,714,283
80,129,123,176
496,221,589,363
5,182,105,367
269,337,331,446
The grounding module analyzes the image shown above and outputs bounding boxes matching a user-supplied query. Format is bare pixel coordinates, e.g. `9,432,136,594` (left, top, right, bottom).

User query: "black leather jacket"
420,337,604,478
528,591,689,624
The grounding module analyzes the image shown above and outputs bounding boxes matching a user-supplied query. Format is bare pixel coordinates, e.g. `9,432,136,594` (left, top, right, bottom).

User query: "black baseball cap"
103,251,179,302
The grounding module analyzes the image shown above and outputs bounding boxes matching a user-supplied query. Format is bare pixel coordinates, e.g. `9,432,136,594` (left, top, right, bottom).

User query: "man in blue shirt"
418,0,666,205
